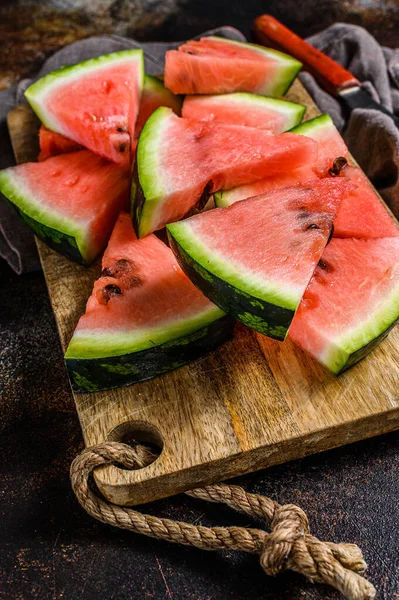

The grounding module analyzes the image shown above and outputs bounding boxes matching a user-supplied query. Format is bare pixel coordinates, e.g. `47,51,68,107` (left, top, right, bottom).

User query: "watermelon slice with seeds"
132,107,317,237
167,179,352,340
165,36,302,96
292,115,399,238
0,150,130,265
65,212,234,392
182,93,305,134
135,75,182,138
38,125,82,161
25,49,144,167
288,237,399,373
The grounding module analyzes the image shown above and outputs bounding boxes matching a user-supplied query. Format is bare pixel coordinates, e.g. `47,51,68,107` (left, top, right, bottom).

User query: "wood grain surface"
7,79,399,507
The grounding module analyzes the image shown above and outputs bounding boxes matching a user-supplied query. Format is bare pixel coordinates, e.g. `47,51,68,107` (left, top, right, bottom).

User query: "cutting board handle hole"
107,420,163,470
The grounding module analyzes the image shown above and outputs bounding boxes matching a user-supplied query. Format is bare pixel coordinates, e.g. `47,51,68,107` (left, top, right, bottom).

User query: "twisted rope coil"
70,441,376,600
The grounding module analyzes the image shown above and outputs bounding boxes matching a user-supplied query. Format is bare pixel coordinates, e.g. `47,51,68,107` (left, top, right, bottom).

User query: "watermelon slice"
0,150,129,265
132,107,317,237
65,212,234,392
135,75,182,138
167,179,352,340
292,115,399,238
214,165,316,208
291,114,348,177
25,50,144,167
38,125,82,161
182,93,305,134
288,238,399,373
164,36,302,96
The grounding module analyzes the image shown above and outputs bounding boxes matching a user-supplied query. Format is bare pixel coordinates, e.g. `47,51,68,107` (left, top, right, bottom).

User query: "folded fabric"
0,23,398,274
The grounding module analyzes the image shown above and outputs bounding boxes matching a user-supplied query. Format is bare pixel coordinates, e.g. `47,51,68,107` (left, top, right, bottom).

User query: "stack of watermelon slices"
0,36,398,391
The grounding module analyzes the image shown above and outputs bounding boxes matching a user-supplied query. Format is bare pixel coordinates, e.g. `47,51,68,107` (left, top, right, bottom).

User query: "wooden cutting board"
7,80,399,507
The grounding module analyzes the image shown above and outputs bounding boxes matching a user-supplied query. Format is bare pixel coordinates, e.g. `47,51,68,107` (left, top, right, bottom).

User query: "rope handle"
70,441,376,600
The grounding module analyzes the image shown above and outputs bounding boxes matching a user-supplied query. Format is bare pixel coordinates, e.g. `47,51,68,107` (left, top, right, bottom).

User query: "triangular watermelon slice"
0,150,130,265
165,36,302,96
25,50,144,167
292,115,399,238
65,212,234,392
288,237,399,373
132,107,317,237
167,179,352,340
182,93,305,133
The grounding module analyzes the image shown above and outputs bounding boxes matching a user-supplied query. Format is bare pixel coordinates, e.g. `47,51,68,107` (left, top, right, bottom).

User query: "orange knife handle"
253,15,360,95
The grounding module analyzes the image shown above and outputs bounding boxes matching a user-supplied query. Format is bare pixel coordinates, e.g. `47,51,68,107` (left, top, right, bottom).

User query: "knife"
253,14,399,128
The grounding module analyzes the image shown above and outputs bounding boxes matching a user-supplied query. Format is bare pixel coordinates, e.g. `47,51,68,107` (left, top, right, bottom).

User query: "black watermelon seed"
119,143,126,153
329,156,348,177
318,259,327,270
306,223,320,230
102,284,122,304
327,224,334,245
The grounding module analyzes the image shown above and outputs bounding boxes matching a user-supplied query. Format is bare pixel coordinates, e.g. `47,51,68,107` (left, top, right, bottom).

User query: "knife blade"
253,14,399,128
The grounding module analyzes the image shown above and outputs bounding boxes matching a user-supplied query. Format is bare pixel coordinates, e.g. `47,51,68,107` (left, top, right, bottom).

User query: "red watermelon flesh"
214,164,316,208
133,108,317,237
134,75,181,138
38,125,82,161
293,115,399,238
0,150,130,264
164,36,302,96
76,213,224,336
292,114,349,177
25,50,144,167
182,93,305,134
288,237,399,373
333,166,399,238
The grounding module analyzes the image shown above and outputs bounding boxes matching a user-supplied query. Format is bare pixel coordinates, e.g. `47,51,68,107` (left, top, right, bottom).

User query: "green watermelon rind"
65,303,227,359
167,224,295,340
0,169,91,264
144,75,183,114
206,36,302,96
65,313,235,392
290,113,333,137
25,49,145,134
132,107,171,238
184,93,305,131
320,282,399,374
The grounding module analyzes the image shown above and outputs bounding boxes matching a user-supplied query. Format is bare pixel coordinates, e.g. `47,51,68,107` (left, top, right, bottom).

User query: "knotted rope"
71,441,376,600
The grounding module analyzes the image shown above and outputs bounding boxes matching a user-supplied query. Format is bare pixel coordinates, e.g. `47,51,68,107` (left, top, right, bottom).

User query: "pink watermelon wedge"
132,107,317,237
167,179,352,340
0,150,130,265
214,165,316,207
182,93,305,133
164,36,302,96
135,75,182,138
288,237,399,373
65,212,234,392
38,125,82,161
25,50,144,167
292,115,399,238
333,166,399,238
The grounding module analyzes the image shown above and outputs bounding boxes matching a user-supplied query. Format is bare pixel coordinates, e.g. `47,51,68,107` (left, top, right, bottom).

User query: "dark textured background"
1,2,399,599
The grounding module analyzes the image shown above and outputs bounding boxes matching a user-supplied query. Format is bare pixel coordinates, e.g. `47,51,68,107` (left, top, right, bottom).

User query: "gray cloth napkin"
1,23,398,274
